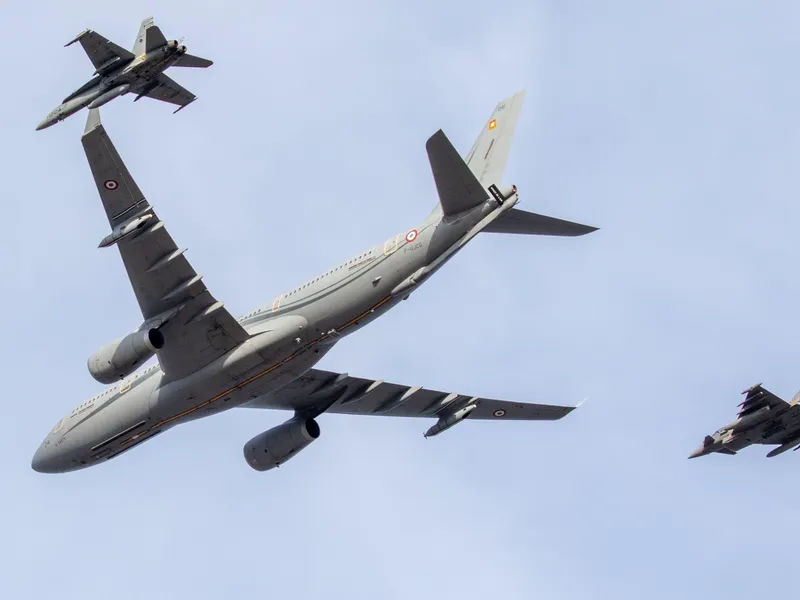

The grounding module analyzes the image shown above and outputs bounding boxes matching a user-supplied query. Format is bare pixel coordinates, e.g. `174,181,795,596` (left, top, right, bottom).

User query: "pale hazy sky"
3,1,800,598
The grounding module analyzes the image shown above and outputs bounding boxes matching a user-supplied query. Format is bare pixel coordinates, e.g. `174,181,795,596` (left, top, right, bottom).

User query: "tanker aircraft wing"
243,368,577,437
81,109,248,380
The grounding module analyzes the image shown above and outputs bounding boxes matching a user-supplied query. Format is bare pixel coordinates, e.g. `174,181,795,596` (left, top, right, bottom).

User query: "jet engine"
178,45,187,53
243,417,320,472
167,40,179,49
87,328,165,384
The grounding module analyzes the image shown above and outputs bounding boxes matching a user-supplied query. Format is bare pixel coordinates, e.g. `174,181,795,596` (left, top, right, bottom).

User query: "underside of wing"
172,54,214,68
243,368,577,435
80,109,248,381
134,74,196,112
66,29,134,73
738,384,790,419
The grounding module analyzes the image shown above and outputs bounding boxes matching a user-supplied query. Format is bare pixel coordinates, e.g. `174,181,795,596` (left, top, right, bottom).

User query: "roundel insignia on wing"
104,179,118,190
405,229,418,243
493,409,506,418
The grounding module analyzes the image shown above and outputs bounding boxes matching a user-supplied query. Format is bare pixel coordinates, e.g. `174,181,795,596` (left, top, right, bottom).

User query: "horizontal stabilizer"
426,129,489,217
483,207,598,237
172,53,214,68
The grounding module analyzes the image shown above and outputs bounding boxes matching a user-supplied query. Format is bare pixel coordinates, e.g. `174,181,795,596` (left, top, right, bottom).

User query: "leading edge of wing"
243,368,582,422
80,108,250,380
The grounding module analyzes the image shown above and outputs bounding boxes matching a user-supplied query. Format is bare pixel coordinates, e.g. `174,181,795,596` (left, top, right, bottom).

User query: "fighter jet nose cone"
35,118,53,131
688,444,707,459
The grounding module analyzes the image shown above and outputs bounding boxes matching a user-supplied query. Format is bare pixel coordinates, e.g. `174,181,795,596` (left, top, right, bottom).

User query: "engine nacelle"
87,328,165,384
178,45,187,53
167,40,178,49
243,417,320,472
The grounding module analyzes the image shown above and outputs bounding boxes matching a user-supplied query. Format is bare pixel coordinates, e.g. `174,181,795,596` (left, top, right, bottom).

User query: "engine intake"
243,417,320,472
87,328,164,384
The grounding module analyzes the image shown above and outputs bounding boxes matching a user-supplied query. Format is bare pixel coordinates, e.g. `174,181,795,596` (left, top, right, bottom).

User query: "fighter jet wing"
81,109,248,381
243,368,576,425
738,384,791,418
134,74,196,113
65,29,135,73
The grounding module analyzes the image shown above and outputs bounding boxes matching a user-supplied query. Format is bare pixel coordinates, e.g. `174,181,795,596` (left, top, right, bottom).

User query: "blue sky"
3,1,800,598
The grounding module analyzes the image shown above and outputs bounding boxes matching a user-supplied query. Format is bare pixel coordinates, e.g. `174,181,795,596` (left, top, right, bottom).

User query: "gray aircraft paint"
36,17,212,131
32,92,596,474
689,383,800,459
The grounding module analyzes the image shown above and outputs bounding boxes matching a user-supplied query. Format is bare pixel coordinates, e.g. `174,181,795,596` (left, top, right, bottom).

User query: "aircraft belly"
149,335,330,426
299,250,429,342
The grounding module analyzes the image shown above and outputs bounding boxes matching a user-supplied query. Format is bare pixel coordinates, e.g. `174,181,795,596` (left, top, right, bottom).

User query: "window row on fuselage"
238,244,381,322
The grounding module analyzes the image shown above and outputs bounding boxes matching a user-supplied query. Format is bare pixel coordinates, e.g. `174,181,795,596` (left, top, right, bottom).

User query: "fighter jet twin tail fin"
424,90,598,237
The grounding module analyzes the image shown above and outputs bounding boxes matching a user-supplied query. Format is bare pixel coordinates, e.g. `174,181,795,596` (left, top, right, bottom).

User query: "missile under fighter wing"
689,384,800,459
36,16,212,130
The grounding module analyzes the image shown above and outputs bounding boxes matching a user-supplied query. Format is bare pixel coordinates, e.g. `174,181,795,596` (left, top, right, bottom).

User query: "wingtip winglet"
83,108,102,137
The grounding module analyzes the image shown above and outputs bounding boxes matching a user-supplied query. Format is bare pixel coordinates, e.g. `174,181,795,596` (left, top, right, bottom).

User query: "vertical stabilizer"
464,90,525,188
132,17,167,56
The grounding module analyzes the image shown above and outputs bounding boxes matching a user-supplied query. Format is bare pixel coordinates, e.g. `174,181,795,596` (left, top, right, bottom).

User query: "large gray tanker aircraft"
32,92,597,474
36,17,212,131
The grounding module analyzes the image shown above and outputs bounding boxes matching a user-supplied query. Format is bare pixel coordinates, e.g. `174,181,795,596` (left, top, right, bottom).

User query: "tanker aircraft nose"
31,438,64,473
31,417,81,473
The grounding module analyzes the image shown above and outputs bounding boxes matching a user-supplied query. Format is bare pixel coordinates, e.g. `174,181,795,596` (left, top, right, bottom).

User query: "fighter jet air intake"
31,91,598,474
36,17,212,131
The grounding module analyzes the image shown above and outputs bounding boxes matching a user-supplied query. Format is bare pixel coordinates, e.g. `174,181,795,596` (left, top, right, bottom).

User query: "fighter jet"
36,17,212,131
31,92,598,474
689,383,800,459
